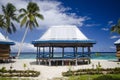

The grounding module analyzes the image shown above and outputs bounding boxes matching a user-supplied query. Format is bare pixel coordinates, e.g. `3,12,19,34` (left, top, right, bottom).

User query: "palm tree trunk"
5,30,8,40
16,26,29,58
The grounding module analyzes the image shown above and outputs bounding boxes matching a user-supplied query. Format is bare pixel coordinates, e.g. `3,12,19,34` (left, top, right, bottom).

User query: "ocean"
10,52,117,60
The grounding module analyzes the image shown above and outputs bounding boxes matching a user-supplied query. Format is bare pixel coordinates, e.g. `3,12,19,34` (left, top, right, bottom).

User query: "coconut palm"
16,2,44,58
1,3,19,38
0,14,5,28
111,19,120,34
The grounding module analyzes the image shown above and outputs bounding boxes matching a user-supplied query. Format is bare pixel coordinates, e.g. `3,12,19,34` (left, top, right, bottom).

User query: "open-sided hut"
0,33,15,62
32,25,96,66
114,39,120,61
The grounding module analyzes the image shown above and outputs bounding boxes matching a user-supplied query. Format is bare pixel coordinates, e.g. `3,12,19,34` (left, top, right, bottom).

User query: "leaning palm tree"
16,2,44,58
1,3,19,39
111,19,120,34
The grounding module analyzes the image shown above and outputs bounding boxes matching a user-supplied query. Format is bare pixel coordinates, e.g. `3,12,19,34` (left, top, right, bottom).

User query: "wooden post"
38,47,41,65
75,47,78,66
75,47,78,58
73,47,76,57
52,47,54,58
49,47,51,58
43,47,45,58
49,59,51,66
62,47,64,57
36,47,38,64
75,59,78,66
88,47,91,57
82,47,84,57
62,47,64,66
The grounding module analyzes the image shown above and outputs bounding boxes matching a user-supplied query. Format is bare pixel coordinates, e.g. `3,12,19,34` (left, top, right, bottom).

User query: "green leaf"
19,8,27,13
21,16,27,27
35,13,44,20
29,14,35,21
18,13,26,20
7,27,12,34
11,22,16,32
34,18,39,27
12,16,19,22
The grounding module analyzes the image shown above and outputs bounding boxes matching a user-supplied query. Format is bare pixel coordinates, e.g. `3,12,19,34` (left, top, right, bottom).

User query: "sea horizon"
10,52,117,60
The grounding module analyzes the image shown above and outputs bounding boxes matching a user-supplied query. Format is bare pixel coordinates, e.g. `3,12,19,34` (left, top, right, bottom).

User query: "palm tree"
0,14,5,28
16,2,44,58
111,19,120,34
1,3,19,39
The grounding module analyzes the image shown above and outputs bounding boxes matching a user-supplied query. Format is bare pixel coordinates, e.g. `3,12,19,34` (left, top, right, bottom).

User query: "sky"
0,0,120,52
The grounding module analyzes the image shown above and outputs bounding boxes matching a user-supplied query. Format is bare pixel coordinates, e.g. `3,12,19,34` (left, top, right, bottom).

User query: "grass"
68,74,120,80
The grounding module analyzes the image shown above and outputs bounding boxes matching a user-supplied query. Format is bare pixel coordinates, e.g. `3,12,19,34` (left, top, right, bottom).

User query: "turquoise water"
11,52,117,60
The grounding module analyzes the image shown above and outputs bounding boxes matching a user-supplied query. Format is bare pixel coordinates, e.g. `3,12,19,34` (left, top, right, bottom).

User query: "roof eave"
0,41,15,45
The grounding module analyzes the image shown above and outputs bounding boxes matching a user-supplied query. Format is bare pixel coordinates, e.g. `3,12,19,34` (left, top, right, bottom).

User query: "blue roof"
32,40,96,44
0,41,15,45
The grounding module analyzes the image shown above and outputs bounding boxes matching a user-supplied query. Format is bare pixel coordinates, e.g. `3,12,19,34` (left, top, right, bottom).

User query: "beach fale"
32,25,96,66
0,33,15,62
114,39,120,61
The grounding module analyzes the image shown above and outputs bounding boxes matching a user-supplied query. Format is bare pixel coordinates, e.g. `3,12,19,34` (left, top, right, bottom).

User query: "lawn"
69,74,120,80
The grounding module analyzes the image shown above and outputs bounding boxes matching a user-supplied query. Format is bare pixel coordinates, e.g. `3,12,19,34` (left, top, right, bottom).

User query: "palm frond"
18,13,26,20
35,13,44,20
7,27,12,34
12,16,19,22
2,5,6,14
34,18,39,27
25,21,29,28
11,22,16,32
21,16,27,27
19,8,27,13
6,17,10,28
29,14,35,21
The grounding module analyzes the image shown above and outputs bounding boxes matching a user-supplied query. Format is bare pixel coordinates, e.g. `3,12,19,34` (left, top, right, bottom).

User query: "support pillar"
62,47,64,58
62,60,64,66
75,47,78,58
52,47,54,58
36,47,39,64
82,47,84,57
49,47,51,58
75,59,78,66
73,47,76,57
88,47,91,57
49,60,51,66
43,47,45,58
38,47,41,65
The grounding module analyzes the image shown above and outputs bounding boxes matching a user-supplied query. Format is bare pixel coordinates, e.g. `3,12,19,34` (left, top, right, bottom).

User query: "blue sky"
0,0,120,52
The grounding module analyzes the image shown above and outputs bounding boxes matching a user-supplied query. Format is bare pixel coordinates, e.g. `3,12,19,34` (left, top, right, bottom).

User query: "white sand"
0,59,119,80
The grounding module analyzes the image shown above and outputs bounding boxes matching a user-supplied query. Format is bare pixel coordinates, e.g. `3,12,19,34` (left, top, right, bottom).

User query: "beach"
0,59,119,80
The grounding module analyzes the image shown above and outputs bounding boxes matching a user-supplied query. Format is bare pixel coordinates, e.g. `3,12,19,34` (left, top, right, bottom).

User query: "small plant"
117,62,120,68
23,63,27,70
92,64,94,69
1,67,6,73
96,62,102,74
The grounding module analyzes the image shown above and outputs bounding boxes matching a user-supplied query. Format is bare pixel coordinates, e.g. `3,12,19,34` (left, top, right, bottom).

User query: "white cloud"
0,0,87,29
11,41,36,52
110,35,120,39
110,46,116,49
85,23,100,27
108,21,113,25
101,28,109,31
